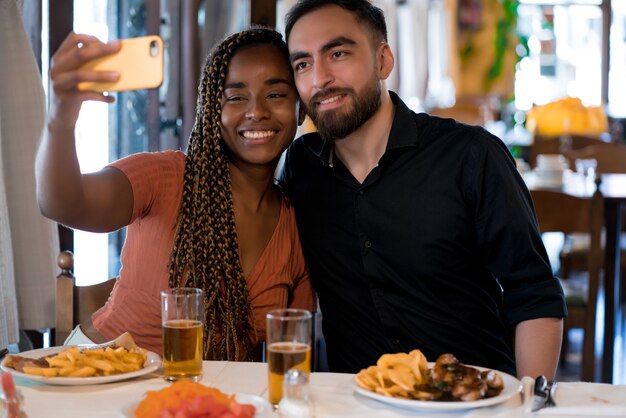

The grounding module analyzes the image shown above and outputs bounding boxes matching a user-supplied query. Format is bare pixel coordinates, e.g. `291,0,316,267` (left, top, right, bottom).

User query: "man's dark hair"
285,0,388,45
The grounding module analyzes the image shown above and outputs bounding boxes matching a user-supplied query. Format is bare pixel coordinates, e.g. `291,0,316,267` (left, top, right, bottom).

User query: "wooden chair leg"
559,253,572,279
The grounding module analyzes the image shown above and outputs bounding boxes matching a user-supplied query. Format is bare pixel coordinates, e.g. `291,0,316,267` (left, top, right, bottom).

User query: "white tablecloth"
11,361,626,417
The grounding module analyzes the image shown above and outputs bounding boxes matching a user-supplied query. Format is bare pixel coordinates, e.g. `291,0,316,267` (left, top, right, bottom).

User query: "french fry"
68,366,96,378
84,357,114,373
58,366,77,377
22,366,59,377
47,357,72,368
355,349,430,400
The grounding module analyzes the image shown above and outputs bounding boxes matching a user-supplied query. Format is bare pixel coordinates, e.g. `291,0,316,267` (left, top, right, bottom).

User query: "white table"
11,361,626,417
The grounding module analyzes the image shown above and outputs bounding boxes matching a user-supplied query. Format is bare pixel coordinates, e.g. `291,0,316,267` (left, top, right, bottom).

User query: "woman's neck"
228,161,279,212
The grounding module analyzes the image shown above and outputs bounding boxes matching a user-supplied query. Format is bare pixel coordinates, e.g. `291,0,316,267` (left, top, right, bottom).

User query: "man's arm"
514,317,563,380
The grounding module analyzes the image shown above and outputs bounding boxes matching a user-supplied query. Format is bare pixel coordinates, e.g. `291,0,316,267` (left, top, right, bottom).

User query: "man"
279,0,566,379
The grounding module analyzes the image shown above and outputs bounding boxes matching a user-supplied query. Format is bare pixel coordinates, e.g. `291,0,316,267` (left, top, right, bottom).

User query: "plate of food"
123,381,272,418
353,350,521,411
0,344,161,386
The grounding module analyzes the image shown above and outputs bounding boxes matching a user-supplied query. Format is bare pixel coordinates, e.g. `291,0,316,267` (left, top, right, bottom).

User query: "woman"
35,28,315,361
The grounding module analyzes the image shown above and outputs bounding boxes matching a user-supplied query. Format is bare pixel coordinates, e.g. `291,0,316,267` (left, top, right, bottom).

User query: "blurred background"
2,0,625,381
11,0,622,283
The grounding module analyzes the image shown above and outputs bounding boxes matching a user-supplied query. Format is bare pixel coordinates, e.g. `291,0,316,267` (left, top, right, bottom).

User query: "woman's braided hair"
168,28,291,361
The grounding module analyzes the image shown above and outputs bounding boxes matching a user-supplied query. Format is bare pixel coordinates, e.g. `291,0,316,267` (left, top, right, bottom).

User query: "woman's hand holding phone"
48,32,122,130
48,33,164,131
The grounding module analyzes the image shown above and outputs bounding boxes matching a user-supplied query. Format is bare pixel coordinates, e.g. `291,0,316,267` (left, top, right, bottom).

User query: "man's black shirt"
279,92,566,375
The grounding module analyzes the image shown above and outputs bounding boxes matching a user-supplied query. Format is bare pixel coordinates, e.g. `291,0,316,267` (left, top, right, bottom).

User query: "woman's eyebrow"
224,82,245,90
266,78,292,86
225,78,292,90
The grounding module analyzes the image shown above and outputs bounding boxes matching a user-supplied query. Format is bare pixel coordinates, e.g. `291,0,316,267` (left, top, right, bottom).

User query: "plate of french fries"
0,344,161,386
353,350,521,411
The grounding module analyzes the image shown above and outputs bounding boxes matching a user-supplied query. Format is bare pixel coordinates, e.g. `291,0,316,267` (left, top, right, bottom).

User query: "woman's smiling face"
220,43,299,168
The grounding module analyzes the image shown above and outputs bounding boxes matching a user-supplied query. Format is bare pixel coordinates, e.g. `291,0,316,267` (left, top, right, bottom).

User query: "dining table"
524,171,626,383
8,360,626,418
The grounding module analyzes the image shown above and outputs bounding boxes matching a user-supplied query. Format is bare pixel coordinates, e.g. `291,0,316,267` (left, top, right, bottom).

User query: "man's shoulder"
286,132,328,164
291,132,323,151
416,113,509,153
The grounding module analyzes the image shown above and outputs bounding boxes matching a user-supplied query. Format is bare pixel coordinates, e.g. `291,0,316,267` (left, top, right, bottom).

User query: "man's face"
288,5,383,141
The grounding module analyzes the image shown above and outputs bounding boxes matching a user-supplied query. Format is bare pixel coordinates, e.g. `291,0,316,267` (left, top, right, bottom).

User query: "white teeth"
320,95,342,105
241,130,275,139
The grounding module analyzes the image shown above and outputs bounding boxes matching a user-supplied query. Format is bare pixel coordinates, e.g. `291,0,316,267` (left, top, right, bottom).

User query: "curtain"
0,114,18,348
424,0,456,109
374,0,399,93
0,0,59,344
397,0,430,111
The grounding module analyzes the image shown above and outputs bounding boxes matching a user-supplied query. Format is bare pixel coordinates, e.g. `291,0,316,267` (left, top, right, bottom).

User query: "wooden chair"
529,134,613,168
55,251,117,346
559,144,626,280
531,184,604,381
564,143,626,174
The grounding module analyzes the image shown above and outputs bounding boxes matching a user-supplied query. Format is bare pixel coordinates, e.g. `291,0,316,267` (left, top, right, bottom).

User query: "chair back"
55,251,117,346
564,143,626,174
530,184,603,381
529,134,612,168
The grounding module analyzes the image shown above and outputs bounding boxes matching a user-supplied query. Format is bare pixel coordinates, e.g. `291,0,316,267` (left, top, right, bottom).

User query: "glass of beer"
266,308,312,406
161,287,204,382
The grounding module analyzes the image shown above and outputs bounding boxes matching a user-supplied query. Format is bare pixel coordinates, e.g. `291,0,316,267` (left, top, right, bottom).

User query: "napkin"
535,382,626,417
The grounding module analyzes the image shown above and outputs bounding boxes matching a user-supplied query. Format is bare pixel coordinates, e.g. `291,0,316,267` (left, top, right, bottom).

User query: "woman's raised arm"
35,32,133,232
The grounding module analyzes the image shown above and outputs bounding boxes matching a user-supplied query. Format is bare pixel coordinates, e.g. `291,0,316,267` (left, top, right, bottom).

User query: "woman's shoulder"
109,149,186,176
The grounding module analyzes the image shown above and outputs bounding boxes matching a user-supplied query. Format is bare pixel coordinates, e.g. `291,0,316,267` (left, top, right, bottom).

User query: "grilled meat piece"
3,354,50,372
431,354,501,401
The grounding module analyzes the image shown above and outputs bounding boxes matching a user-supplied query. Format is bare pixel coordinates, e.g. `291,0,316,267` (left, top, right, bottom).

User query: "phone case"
78,35,164,92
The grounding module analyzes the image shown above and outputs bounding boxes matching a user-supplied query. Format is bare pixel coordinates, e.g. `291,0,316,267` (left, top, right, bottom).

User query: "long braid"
168,28,290,361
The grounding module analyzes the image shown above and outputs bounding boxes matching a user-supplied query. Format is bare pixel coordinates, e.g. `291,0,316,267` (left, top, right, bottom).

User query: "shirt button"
364,240,372,249
358,190,364,195
391,339,400,345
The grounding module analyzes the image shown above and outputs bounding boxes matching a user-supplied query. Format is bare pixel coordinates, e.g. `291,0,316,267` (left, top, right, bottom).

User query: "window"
515,1,604,111
72,0,113,284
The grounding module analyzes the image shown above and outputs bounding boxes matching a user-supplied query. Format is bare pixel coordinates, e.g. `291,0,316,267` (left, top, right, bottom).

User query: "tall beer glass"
266,309,312,406
161,287,204,382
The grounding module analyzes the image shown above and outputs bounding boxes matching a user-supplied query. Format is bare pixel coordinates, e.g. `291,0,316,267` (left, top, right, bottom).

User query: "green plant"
459,0,524,93
485,0,521,90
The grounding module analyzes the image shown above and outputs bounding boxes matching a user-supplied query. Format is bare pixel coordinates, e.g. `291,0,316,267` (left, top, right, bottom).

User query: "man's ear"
377,42,395,80
298,105,306,126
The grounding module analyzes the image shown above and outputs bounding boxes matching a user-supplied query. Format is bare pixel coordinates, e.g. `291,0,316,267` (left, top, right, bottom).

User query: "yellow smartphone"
78,35,164,92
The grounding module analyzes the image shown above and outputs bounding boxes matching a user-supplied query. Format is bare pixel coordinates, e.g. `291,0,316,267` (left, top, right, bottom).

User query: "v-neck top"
91,150,315,355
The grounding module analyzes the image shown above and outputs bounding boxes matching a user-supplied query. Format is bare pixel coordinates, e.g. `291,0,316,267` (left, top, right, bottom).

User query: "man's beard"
305,80,381,142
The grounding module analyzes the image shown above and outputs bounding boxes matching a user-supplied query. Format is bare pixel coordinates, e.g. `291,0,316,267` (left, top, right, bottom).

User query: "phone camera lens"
149,40,159,57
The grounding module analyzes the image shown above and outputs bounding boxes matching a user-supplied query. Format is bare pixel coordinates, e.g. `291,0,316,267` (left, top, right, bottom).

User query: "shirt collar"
386,91,419,150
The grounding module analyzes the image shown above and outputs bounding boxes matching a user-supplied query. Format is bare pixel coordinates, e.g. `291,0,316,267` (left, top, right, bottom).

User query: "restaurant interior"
1,0,626,404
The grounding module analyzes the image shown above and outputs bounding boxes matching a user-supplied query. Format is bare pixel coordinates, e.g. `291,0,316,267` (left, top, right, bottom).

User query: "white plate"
0,346,161,386
353,367,521,411
121,393,273,418
235,394,273,418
